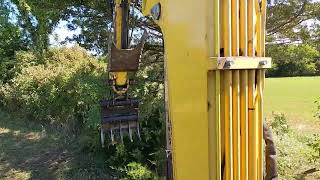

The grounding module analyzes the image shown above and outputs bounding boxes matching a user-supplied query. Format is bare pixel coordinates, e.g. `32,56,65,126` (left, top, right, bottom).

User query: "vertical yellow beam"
114,0,127,86
240,0,248,56
255,0,262,57
221,0,232,57
215,71,221,180
240,70,248,180
248,70,257,180
221,0,233,179
208,71,221,180
224,70,233,180
231,0,239,56
220,72,225,173
256,70,264,180
231,0,240,179
247,0,255,56
213,0,220,57
232,70,240,180
239,0,248,179
261,0,267,57
210,0,221,180
255,1,264,178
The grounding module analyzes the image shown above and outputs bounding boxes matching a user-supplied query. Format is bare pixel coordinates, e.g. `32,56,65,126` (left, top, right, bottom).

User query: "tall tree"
267,0,320,43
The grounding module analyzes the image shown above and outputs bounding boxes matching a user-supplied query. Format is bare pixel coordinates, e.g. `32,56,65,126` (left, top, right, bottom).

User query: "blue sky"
49,21,81,47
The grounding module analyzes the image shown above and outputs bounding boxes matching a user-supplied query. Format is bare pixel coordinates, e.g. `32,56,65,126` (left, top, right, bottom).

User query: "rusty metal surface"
100,99,139,124
108,32,148,72
100,98,140,143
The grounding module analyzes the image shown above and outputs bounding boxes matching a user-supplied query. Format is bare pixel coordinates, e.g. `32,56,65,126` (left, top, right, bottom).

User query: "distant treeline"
266,44,320,77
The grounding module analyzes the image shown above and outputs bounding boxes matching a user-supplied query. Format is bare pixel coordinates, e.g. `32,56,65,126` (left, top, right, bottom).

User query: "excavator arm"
100,0,147,145
101,0,278,179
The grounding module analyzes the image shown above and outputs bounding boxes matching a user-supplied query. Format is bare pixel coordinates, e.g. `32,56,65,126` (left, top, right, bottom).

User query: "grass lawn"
0,112,111,180
264,76,320,134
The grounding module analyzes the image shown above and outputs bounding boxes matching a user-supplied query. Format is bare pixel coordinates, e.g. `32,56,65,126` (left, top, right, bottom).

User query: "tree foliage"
0,0,29,83
0,47,107,131
267,0,320,43
267,44,319,76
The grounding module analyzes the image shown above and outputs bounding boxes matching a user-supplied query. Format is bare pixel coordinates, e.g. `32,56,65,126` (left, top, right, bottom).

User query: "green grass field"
264,76,320,134
0,112,110,179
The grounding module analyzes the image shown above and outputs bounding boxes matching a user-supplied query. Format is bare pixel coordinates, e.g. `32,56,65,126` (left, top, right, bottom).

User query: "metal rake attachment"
100,98,141,147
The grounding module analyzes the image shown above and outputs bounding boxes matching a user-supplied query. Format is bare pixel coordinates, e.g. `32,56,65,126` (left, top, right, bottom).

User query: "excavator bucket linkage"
100,0,147,147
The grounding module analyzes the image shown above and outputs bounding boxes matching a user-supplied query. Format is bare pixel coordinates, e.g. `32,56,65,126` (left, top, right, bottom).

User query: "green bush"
118,162,158,180
270,113,320,179
307,134,320,162
270,112,290,135
0,47,107,131
266,44,319,77
0,46,167,178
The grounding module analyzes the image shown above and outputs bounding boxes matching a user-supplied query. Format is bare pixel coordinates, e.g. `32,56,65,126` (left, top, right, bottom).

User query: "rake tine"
110,128,114,142
136,121,141,141
128,121,133,142
101,128,105,148
119,121,123,143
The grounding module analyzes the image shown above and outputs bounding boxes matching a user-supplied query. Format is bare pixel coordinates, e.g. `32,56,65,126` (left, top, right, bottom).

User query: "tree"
267,0,320,44
266,44,319,76
0,0,28,83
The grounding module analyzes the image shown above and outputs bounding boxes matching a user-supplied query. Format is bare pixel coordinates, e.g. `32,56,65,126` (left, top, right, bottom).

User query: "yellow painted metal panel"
154,1,212,179
208,0,221,179
141,0,271,179
208,71,216,180
224,70,233,180
208,71,221,180
240,70,248,180
232,70,240,180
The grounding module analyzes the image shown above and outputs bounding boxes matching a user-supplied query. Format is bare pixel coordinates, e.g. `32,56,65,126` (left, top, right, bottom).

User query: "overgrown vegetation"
0,46,166,178
266,44,320,77
0,47,106,130
269,113,320,179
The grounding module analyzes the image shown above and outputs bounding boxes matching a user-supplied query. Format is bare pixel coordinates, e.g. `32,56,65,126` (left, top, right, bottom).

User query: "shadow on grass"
0,112,111,179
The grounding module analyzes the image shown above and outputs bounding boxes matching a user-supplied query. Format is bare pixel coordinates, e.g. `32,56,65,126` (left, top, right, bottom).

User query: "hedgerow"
0,46,107,131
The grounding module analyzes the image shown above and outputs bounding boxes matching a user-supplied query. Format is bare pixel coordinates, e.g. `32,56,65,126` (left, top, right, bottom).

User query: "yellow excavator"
100,0,277,179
